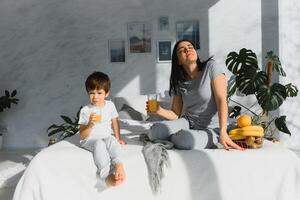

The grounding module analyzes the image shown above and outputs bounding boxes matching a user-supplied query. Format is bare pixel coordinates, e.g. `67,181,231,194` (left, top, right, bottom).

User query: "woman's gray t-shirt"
176,60,226,129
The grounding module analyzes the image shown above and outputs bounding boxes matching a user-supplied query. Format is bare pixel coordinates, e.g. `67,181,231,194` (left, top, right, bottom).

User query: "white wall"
278,0,300,148
0,0,298,149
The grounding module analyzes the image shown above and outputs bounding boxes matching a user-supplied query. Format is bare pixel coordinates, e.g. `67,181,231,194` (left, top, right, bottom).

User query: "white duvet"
13,119,300,200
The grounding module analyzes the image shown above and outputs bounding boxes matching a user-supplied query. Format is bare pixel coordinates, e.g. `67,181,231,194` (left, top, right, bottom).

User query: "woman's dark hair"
169,39,212,96
85,71,111,93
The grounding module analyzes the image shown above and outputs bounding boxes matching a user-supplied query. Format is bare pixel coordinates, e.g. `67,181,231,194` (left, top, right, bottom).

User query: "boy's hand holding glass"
90,106,102,124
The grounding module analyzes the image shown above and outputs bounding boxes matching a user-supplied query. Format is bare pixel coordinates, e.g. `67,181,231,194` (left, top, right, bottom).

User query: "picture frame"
109,39,125,63
176,20,200,49
159,16,169,31
157,40,172,62
127,22,151,53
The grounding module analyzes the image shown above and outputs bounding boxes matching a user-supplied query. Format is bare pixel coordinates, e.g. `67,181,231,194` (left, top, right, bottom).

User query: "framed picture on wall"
109,39,125,63
176,20,200,49
127,22,151,53
159,16,169,31
157,40,172,62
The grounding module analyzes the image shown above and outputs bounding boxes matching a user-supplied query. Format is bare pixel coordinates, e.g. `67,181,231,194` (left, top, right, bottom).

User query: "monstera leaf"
227,78,237,97
265,51,286,77
236,68,268,95
256,83,287,111
226,48,258,75
285,83,298,97
275,115,291,135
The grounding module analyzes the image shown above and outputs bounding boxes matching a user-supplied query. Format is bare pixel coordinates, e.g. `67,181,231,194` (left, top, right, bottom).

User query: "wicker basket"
233,136,264,149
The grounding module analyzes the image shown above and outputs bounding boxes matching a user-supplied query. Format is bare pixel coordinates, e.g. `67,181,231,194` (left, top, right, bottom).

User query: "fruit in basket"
229,125,264,136
245,136,256,148
229,134,246,140
255,137,263,145
228,124,264,149
237,114,252,128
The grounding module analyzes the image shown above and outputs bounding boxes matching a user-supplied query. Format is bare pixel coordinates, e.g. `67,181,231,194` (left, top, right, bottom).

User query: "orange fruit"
237,115,252,128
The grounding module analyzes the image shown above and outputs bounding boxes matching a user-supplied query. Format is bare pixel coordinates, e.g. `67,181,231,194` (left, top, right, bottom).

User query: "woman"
147,39,244,151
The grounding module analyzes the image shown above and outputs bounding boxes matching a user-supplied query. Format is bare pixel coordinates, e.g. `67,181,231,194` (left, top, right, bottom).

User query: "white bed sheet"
13,119,300,200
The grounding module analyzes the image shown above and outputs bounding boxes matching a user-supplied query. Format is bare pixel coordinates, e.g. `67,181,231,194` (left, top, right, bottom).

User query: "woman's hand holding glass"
146,100,160,115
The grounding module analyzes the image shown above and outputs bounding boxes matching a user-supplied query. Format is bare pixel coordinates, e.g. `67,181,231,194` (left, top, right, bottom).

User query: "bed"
12,95,300,200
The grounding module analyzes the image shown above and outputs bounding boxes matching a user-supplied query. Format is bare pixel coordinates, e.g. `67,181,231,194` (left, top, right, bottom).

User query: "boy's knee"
171,130,194,150
94,140,106,149
148,123,170,141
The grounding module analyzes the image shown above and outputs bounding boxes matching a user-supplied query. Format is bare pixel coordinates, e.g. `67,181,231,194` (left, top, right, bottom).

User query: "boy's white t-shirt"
78,100,119,138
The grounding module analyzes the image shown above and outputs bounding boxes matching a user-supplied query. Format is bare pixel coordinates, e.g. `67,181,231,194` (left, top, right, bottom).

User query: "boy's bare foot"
105,163,126,187
105,174,122,186
114,162,126,181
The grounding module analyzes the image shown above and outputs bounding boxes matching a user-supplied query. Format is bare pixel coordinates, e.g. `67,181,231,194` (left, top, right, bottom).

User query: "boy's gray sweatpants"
148,118,219,150
81,135,122,179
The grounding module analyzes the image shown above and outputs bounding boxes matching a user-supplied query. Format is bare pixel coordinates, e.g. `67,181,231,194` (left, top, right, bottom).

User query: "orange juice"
148,99,158,112
94,114,102,122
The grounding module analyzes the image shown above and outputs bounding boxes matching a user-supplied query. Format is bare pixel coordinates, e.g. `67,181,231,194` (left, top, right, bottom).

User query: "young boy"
79,71,126,186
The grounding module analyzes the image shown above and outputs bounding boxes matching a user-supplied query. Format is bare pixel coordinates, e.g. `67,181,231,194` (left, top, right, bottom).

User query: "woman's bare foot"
105,163,126,187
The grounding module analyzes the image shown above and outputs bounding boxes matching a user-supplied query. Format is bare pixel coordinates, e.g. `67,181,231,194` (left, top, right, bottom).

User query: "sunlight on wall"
116,75,140,96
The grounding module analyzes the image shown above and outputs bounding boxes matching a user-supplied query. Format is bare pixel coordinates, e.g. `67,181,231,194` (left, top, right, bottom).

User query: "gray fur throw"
142,139,173,194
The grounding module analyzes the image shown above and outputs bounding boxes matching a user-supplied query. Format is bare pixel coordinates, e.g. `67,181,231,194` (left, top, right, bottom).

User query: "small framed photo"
109,39,125,63
157,40,172,62
176,20,200,49
127,22,151,53
159,16,169,31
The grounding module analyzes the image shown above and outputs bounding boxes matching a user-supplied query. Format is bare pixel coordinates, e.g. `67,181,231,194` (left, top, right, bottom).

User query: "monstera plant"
226,48,298,138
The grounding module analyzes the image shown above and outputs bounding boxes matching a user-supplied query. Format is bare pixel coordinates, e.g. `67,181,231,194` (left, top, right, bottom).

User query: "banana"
229,125,264,136
229,134,246,140
241,130,264,137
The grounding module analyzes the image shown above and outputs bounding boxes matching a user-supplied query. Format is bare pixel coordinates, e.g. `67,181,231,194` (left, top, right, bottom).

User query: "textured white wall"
278,0,300,148
0,0,298,149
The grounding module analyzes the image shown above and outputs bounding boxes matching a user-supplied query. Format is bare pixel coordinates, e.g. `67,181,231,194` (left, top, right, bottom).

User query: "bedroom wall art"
109,39,126,62
127,22,152,53
176,20,200,49
157,40,172,62
158,16,169,31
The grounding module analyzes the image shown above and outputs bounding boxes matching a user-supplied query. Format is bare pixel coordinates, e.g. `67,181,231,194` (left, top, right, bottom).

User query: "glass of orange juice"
91,106,102,123
147,94,158,112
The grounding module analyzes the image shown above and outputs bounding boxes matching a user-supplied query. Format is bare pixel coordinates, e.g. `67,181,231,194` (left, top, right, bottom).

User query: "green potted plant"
0,89,19,149
226,48,298,139
47,107,81,145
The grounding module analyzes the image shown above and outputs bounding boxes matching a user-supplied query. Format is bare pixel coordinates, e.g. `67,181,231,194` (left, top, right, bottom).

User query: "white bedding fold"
13,119,300,200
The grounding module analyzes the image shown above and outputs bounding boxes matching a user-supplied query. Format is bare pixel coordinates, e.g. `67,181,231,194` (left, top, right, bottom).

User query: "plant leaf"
256,83,287,111
11,90,17,97
61,115,73,124
285,83,298,97
252,115,270,125
226,48,258,75
47,127,64,136
265,51,286,77
47,124,60,131
227,78,237,97
5,90,9,97
228,106,241,118
275,115,291,135
236,68,268,95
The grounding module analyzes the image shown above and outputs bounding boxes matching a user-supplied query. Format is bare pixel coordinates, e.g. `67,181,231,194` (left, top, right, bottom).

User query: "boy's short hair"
85,71,111,93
